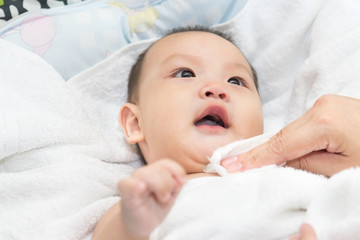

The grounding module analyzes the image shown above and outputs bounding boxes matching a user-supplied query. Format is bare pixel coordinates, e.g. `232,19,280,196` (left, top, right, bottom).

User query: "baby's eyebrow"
226,62,253,77
161,53,201,65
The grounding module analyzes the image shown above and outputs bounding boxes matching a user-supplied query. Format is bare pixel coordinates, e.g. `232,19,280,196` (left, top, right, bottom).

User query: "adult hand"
289,224,318,240
222,95,360,177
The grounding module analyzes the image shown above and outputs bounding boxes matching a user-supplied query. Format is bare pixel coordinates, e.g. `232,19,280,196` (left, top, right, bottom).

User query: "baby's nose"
200,84,229,101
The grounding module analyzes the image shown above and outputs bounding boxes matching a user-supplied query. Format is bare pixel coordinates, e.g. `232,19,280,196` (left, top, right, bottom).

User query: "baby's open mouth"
195,114,226,128
194,106,229,129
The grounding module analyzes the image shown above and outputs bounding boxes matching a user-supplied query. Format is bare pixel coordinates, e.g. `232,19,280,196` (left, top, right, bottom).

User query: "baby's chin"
195,144,223,164
202,138,235,153
172,137,239,172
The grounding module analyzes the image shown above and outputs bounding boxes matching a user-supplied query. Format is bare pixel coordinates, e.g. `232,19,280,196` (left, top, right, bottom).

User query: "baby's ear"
119,103,145,144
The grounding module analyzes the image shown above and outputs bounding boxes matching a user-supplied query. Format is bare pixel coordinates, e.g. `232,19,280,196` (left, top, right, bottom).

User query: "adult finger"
299,224,318,240
285,151,348,177
222,94,360,176
288,224,317,240
223,122,331,172
222,128,318,172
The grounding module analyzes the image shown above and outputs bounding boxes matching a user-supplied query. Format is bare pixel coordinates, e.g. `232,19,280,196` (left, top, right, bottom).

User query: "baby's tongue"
196,119,218,126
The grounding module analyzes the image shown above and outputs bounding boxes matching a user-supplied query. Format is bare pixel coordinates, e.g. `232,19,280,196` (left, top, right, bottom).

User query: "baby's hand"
118,159,187,238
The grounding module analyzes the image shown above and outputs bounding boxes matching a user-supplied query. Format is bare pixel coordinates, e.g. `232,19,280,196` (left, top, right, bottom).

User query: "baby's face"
132,31,263,173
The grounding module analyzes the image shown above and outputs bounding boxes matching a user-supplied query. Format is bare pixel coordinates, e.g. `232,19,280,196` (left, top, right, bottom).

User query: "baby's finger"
152,171,178,203
134,160,186,203
152,161,187,202
117,177,147,200
120,170,173,203
160,159,187,185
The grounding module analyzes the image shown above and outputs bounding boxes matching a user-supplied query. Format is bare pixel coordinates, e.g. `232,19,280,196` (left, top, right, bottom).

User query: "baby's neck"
186,172,219,180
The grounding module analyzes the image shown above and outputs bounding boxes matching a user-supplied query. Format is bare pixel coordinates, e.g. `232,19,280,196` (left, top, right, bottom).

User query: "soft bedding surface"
152,161,360,240
1,0,360,239
0,0,86,24
151,134,360,239
0,0,248,79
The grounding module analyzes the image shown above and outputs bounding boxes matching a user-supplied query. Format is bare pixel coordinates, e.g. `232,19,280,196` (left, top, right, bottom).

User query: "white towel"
0,39,134,240
151,134,360,239
152,163,326,239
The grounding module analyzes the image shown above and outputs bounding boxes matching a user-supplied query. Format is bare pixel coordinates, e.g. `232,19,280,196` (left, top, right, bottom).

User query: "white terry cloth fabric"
151,166,326,240
305,168,360,240
151,134,360,239
0,39,134,240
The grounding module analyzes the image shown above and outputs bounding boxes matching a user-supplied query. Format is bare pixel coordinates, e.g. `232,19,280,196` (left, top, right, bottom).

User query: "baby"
92,26,263,240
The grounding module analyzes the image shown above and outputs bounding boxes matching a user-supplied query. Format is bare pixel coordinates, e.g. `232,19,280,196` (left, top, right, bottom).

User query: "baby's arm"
92,159,187,240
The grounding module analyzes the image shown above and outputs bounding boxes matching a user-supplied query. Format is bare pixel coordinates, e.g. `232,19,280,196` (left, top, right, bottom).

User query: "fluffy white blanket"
151,134,360,239
1,0,360,239
0,39,136,239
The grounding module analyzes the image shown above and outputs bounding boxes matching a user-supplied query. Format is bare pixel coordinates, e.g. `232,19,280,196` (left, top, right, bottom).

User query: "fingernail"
221,156,238,166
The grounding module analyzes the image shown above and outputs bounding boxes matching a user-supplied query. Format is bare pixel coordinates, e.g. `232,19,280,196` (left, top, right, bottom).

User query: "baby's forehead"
145,32,193,55
144,31,245,63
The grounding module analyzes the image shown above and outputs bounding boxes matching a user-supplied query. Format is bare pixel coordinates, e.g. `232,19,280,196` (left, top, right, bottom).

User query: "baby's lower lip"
195,124,227,133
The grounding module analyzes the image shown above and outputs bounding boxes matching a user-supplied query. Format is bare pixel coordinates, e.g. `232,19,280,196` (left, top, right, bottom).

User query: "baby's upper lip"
194,105,229,129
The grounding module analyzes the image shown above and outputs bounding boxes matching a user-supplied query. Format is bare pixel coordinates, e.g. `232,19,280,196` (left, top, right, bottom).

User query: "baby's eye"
175,69,195,78
227,77,246,86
